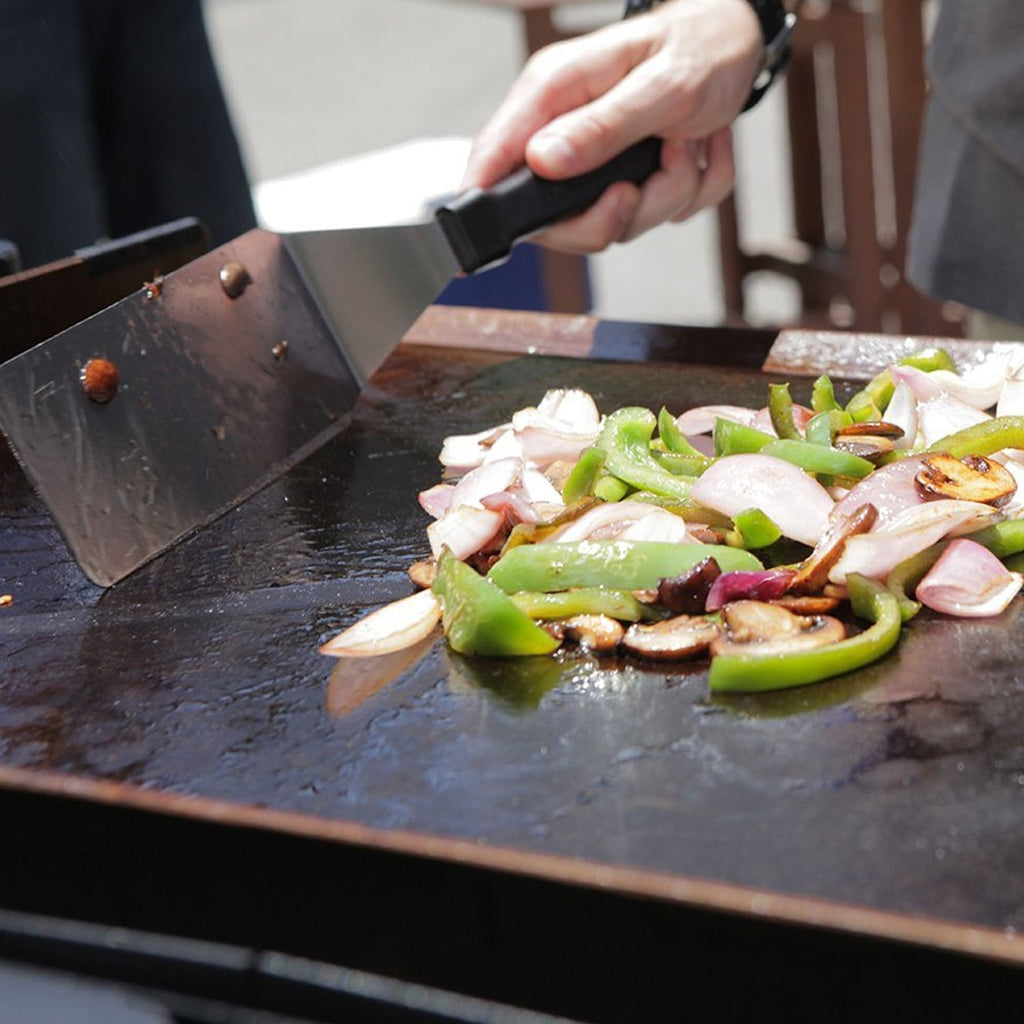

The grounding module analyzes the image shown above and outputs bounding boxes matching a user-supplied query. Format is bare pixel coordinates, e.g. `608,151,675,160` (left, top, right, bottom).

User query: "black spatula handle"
437,136,662,273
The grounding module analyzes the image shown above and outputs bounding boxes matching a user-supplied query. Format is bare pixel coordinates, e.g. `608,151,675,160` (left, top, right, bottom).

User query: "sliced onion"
427,505,504,560
545,500,673,543
320,588,441,658
829,499,1003,583
449,456,522,510
689,453,834,546
519,468,565,506
480,490,538,525
915,393,991,449
618,508,694,543
883,380,919,449
923,353,1012,411
916,538,1023,617
418,483,454,520
705,569,797,611
831,454,926,528
439,424,510,472
675,404,758,436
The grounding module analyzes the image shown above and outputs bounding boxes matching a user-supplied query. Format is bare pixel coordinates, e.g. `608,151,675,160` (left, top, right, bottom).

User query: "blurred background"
203,0,798,328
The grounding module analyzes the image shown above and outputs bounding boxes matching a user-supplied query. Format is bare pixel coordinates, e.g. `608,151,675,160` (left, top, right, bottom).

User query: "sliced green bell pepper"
598,407,693,500
562,445,606,502
488,540,763,594
708,573,902,693
811,374,842,413
657,406,707,458
925,416,1024,458
510,587,656,622
432,549,559,657
760,438,875,479
768,382,803,440
713,418,774,456
730,507,783,549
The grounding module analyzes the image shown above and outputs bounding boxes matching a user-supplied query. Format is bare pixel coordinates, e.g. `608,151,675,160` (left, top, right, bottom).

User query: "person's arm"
461,0,790,254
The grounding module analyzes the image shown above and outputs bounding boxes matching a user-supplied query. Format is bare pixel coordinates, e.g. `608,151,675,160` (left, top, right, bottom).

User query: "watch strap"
622,0,796,112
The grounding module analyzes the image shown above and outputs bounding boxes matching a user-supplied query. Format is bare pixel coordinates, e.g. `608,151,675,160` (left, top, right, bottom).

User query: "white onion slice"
418,483,454,520
883,381,919,449
449,457,522,510
689,453,833,546
617,508,694,543
675,404,758,436
546,500,672,543
427,505,504,560
916,539,1023,617
829,499,1003,583
320,589,441,658
830,455,926,528
439,424,510,472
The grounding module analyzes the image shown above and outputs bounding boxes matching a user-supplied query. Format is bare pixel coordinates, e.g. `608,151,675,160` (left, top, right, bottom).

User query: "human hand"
460,0,764,253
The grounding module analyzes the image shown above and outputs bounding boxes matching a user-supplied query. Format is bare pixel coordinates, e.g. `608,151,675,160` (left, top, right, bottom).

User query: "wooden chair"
718,0,963,334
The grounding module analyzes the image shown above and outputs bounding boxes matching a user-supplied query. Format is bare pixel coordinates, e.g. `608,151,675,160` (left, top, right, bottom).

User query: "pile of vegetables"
321,345,1024,694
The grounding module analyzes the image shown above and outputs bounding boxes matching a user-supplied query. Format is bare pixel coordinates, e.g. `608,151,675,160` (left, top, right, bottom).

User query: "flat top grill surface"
3,314,1023,954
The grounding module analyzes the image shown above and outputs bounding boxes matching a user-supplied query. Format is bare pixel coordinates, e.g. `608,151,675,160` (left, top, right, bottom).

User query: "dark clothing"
0,0,256,269
907,0,1024,325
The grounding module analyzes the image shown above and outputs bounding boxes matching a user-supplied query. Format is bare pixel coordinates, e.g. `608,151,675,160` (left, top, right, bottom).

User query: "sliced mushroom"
836,420,906,440
408,560,436,589
788,502,878,594
656,556,721,614
769,594,842,615
621,615,721,661
553,614,625,652
710,599,845,657
914,452,1017,508
833,434,896,462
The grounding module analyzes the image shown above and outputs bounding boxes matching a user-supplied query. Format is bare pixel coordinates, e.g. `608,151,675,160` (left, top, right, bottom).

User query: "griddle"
2,307,1024,1020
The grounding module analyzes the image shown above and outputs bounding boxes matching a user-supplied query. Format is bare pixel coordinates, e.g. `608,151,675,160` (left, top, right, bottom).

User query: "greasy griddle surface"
3,341,1024,937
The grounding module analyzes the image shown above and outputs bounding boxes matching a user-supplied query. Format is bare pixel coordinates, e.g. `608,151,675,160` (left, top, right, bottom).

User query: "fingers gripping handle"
437,137,662,273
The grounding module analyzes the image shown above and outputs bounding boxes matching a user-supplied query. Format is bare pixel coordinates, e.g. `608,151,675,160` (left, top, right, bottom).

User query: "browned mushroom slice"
656,555,721,614
769,594,842,615
558,614,626,653
788,503,878,595
915,452,1017,507
836,420,906,439
710,600,845,657
408,560,437,589
833,434,896,461
622,615,720,661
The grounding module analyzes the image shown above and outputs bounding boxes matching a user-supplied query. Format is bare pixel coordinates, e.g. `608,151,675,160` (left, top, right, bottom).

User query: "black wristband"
621,0,795,112
740,0,796,112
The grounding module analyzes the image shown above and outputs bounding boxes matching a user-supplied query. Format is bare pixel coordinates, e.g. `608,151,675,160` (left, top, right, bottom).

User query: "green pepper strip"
924,416,1024,458
652,450,713,477
488,540,763,594
768,382,802,440
714,418,774,456
597,407,695,500
730,507,783,549
885,541,949,622
657,406,706,457
594,474,631,502
708,574,902,693
432,548,559,657
510,587,656,622
760,438,875,479
562,446,606,502
804,409,853,447
811,374,842,413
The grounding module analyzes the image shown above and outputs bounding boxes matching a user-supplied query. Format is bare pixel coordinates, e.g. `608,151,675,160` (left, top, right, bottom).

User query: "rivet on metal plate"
219,261,251,299
80,358,119,403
